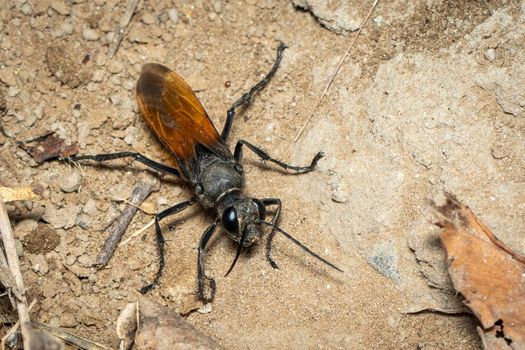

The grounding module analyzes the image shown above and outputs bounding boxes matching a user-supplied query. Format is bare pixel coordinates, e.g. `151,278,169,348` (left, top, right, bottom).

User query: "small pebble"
91,69,105,82
82,27,100,41
110,94,121,105
127,26,149,43
29,254,49,275
64,254,77,266
107,60,124,74
69,246,84,258
122,79,135,91
96,53,106,66
208,12,217,21
142,12,156,25
82,199,98,215
0,68,17,86
7,86,19,97
56,21,74,36
60,171,82,193
484,48,496,61
77,254,92,267
50,0,70,15
124,132,135,145
213,1,222,13
76,213,91,230
167,8,178,23
105,32,114,44
21,3,33,15
197,303,213,314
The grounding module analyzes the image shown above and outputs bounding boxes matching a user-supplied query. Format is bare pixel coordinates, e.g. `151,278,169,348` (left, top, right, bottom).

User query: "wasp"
71,44,341,301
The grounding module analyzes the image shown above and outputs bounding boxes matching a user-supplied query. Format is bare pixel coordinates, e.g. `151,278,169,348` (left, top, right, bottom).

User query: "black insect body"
71,44,342,301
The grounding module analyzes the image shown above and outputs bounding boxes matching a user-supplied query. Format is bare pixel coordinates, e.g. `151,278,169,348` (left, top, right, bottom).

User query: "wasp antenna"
258,221,343,273
224,229,248,277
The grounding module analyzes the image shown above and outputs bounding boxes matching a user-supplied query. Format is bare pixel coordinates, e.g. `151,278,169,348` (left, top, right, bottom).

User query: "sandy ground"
1,0,524,349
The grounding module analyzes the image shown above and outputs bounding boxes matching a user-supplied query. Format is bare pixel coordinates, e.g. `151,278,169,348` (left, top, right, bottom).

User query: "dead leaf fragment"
18,132,78,163
432,194,525,349
0,186,41,202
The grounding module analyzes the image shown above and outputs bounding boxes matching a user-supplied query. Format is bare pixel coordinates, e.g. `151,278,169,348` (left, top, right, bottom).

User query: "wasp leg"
197,222,218,302
261,198,282,269
67,152,181,178
234,140,324,174
140,198,195,294
221,43,287,142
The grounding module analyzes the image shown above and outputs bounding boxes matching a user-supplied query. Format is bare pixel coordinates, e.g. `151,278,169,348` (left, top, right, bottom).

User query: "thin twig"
107,0,139,58
95,175,159,267
32,321,112,350
293,0,380,142
0,198,32,350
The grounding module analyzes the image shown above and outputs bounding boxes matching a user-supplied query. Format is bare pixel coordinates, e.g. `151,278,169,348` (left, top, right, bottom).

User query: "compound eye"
222,206,238,233
254,199,266,220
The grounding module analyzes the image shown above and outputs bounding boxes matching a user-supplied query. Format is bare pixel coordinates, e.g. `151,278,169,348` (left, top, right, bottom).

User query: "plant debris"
18,132,78,164
0,186,42,202
431,194,525,349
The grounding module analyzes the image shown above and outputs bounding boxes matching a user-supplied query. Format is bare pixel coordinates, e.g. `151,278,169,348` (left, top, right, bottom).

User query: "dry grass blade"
0,186,42,203
107,0,139,58
293,0,380,142
32,321,112,350
120,218,155,246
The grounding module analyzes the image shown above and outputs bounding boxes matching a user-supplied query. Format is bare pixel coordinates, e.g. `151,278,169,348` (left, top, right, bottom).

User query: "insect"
71,44,342,301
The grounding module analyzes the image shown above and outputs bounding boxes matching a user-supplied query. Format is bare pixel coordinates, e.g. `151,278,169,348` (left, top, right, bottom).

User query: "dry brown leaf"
432,194,525,349
18,132,78,163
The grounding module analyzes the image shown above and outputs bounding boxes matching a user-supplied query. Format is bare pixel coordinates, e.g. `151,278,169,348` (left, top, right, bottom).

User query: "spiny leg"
262,198,282,269
221,43,288,142
140,198,195,294
197,222,218,302
68,152,181,178
234,140,324,174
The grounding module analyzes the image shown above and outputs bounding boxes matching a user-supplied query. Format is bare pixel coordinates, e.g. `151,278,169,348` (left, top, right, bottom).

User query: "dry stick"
107,0,139,58
95,177,159,267
0,199,32,350
32,321,112,350
293,0,380,143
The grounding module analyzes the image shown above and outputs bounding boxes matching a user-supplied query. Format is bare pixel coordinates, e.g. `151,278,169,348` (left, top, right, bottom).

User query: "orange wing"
136,63,232,181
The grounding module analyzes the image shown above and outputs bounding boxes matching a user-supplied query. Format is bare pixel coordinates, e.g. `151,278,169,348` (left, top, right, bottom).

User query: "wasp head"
220,197,266,247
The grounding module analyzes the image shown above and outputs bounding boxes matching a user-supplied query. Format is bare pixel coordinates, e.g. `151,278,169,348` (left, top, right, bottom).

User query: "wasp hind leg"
234,140,324,174
68,152,181,178
197,222,218,302
261,198,282,269
221,43,287,142
140,199,195,294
